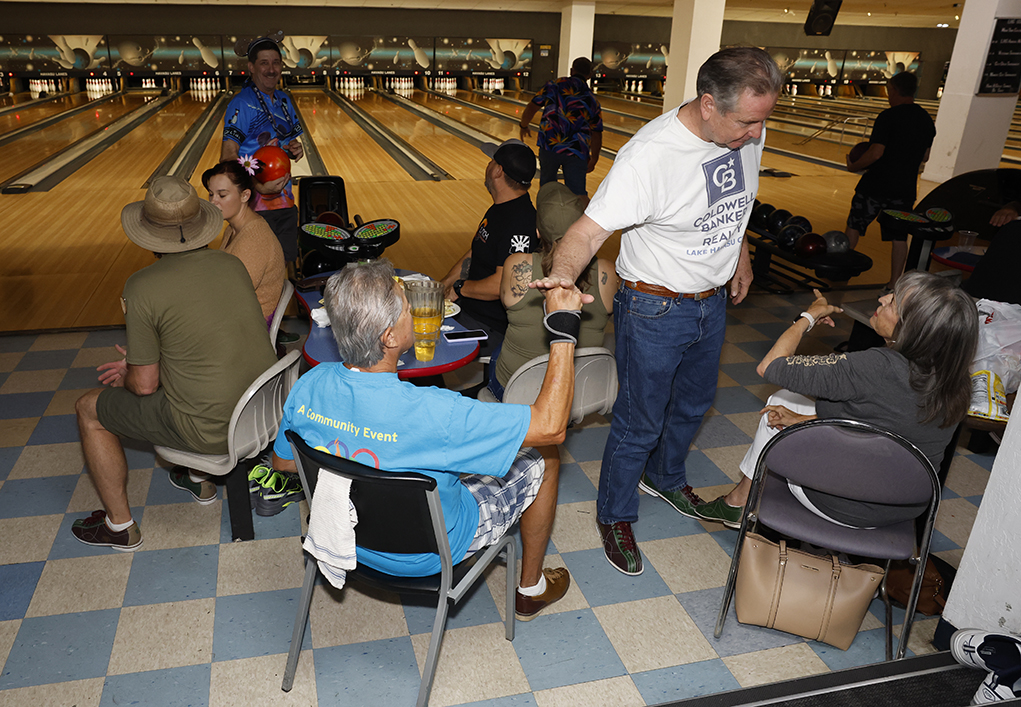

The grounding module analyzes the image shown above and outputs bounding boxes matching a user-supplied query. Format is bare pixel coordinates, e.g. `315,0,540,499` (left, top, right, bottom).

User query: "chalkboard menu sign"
978,18,1021,95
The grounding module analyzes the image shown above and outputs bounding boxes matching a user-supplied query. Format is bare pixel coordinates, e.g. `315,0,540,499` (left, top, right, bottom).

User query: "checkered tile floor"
0,289,995,706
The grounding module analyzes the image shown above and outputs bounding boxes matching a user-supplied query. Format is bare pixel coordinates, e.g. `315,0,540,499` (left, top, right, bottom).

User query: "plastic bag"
973,299,1021,394
969,370,1010,422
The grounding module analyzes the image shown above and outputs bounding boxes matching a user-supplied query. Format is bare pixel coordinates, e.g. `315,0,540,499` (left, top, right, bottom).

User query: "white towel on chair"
302,470,358,589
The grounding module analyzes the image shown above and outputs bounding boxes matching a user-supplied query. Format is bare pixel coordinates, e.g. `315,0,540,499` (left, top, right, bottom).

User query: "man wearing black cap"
441,139,539,342
222,34,304,268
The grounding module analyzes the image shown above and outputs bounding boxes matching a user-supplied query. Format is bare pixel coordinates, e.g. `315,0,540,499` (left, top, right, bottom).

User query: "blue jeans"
596,284,727,524
538,148,588,196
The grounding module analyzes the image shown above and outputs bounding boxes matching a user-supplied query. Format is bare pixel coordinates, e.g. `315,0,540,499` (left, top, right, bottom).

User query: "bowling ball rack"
746,225,874,294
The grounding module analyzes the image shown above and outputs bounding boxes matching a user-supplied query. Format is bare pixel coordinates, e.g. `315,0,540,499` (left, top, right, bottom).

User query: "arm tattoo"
511,260,531,297
459,258,471,279
601,271,608,285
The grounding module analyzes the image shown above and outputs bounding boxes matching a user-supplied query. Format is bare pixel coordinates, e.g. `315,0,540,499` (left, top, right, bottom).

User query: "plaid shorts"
462,447,545,554
846,192,914,242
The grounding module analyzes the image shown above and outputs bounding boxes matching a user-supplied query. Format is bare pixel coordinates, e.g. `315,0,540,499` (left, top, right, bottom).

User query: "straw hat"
120,176,222,253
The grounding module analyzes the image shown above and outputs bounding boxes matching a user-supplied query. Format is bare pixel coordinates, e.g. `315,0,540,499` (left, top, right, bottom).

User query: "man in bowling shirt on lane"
531,46,783,576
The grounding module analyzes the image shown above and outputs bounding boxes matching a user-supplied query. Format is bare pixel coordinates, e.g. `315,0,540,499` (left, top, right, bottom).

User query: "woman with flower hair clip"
202,159,286,324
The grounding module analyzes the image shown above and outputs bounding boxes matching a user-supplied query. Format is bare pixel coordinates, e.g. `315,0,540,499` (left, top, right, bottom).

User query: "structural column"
662,0,725,113
923,0,1021,182
559,1,596,79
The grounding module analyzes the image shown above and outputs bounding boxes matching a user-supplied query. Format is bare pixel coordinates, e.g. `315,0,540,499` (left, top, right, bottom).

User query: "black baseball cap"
480,139,536,186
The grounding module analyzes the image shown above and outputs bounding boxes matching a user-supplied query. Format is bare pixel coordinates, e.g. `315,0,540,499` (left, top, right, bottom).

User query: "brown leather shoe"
515,567,571,621
598,521,643,575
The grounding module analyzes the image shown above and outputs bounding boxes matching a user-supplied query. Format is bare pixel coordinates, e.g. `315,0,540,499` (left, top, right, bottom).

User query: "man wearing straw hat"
71,176,278,551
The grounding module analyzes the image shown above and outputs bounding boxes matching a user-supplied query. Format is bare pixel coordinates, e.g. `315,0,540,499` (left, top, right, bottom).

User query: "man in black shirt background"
844,72,935,291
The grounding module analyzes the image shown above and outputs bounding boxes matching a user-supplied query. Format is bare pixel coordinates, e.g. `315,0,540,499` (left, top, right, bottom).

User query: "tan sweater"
220,213,286,320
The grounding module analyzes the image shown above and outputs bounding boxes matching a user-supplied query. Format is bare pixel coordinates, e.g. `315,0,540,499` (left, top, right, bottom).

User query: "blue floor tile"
14,349,78,372
402,577,501,634
750,322,793,339
312,637,421,706
712,387,769,415
708,529,739,558
0,391,54,420
83,329,127,348
512,609,626,691
48,506,146,560
212,589,309,662
809,627,906,670
941,486,960,500
26,414,80,445
562,425,610,463
719,361,764,386
928,529,960,553
766,305,807,321
555,462,597,504
146,467,218,506
691,415,752,450
677,586,804,657
965,452,996,471
632,658,741,704
734,340,774,359
219,497,301,543
635,492,710,542
100,664,211,707
966,495,985,507
0,609,121,689
58,367,102,390
562,547,671,608
0,475,79,518
123,545,220,606
0,335,36,353
457,694,539,706
684,450,734,489
0,447,21,481
0,561,45,621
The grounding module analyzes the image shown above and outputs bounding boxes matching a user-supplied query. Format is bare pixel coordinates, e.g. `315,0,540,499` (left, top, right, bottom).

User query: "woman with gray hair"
696,271,978,529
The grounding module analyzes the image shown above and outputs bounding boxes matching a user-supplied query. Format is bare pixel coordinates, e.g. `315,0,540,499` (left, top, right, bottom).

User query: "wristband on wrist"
543,304,582,345
797,311,816,332
453,280,465,297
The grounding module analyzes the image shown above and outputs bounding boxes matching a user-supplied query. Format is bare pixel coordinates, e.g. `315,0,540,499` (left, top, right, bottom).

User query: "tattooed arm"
501,253,534,308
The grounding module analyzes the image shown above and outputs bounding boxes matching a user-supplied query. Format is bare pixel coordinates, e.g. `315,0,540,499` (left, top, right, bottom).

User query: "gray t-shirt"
765,348,950,526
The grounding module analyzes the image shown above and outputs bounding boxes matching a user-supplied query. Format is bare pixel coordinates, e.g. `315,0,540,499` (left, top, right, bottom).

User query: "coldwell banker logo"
701,152,745,208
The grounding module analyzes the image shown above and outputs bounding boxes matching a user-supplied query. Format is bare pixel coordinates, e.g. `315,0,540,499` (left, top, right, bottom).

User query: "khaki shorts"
96,387,193,450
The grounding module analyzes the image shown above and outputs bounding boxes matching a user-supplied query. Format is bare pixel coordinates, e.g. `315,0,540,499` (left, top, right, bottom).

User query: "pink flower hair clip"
238,155,261,176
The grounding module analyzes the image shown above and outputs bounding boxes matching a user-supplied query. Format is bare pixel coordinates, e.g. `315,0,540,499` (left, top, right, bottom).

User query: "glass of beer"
405,279,444,362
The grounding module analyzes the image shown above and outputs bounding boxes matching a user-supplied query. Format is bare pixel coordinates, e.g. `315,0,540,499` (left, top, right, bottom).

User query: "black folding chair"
714,419,940,660
280,430,517,706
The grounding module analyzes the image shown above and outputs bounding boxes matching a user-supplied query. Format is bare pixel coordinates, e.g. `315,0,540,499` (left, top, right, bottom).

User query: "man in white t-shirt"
531,46,782,575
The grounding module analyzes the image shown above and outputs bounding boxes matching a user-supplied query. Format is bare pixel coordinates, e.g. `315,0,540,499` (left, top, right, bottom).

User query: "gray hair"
891,271,978,427
323,259,403,369
696,46,784,115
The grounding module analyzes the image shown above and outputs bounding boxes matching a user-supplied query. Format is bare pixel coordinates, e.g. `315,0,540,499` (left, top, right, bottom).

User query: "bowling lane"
589,93,663,120
348,90,490,180
466,90,646,135
0,91,42,108
290,90,415,184
0,91,96,135
0,93,154,184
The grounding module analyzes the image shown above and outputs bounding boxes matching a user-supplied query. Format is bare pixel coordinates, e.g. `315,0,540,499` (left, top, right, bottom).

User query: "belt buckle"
692,288,716,301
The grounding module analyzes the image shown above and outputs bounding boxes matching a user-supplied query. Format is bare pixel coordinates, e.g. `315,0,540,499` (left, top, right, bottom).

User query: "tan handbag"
734,532,885,650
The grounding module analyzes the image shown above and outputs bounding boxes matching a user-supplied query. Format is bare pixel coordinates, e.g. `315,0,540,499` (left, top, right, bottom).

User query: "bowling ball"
848,141,871,164
751,203,775,230
777,223,807,245
253,145,290,183
822,230,850,254
316,211,346,227
785,215,812,233
796,233,827,257
767,208,793,236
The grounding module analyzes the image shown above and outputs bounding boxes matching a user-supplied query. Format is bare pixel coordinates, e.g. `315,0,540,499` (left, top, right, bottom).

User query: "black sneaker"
276,329,300,344
71,510,143,551
255,470,305,517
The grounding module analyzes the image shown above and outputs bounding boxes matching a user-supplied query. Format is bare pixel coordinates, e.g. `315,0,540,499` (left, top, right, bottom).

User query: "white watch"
797,311,816,332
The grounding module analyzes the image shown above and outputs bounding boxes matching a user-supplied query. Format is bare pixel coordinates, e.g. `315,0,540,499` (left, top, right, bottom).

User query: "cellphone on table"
443,329,488,342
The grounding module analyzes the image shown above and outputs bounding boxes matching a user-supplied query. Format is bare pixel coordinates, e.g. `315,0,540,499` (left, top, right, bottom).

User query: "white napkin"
311,308,331,328
303,472,358,589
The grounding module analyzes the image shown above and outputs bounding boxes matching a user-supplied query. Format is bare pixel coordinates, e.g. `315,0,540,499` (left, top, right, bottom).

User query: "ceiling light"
867,11,871,16
955,15,960,20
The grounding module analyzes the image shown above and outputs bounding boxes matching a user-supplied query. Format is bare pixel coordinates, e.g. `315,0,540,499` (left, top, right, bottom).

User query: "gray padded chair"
268,279,295,347
280,431,516,707
478,346,618,424
714,419,940,660
154,350,301,542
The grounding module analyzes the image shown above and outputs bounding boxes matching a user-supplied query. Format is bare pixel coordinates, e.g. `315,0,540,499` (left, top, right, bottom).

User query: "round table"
295,271,480,379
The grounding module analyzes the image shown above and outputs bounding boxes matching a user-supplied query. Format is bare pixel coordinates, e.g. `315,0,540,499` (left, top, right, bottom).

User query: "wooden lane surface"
290,91,413,184
0,93,153,184
589,92,664,120
352,91,491,181
0,92,39,108
0,91,96,135
0,93,225,331
458,89,646,138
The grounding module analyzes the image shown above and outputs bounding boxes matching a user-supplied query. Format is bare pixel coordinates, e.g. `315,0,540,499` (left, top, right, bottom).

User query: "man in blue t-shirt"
222,35,305,265
272,259,588,621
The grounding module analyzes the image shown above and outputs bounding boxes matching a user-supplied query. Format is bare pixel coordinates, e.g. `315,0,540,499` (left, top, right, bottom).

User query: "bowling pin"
192,37,220,69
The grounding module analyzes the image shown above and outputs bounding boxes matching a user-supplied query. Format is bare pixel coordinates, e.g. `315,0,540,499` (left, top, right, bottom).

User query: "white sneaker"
972,671,1019,704
953,629,1021,673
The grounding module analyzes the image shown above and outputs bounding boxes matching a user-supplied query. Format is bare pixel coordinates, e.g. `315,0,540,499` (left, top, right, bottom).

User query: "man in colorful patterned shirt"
520,57,603,197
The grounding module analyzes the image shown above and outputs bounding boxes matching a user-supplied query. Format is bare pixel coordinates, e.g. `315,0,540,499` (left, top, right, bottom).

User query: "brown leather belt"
623,280,720,301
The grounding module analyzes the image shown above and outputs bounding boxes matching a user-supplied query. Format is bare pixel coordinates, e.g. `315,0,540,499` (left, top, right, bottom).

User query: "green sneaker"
637,473,703,519
248,464,272,509
694,496,744,529
255,470,305,517
276,329,300,344
168,468,217,505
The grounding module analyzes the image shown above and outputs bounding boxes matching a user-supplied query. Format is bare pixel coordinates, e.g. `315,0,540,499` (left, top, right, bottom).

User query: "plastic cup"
957,230,977,253
405,280,444,362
